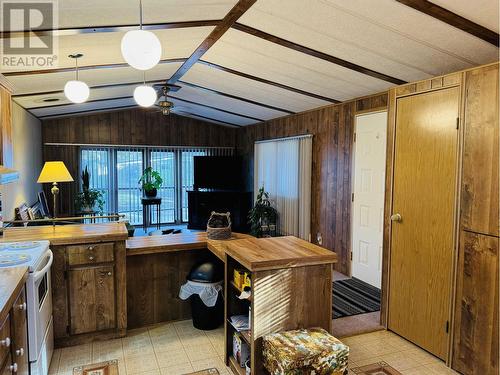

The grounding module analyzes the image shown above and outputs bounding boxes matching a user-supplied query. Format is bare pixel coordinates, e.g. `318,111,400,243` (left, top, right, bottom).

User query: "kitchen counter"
0,267,28,323
2,222,128,245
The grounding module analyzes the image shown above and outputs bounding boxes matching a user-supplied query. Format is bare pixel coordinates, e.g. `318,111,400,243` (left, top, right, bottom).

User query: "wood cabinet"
452,63,499,375
0,287,28,375
52,240,127,347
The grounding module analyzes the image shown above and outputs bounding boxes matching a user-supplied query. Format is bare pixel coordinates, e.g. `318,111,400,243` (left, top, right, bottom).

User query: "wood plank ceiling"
1,0,498,127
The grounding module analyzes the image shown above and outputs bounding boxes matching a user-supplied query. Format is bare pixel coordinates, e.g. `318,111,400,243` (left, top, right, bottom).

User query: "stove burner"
0,253,32,267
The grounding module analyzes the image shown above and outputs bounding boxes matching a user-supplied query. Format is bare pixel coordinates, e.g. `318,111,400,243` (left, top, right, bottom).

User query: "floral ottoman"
262,328,349,375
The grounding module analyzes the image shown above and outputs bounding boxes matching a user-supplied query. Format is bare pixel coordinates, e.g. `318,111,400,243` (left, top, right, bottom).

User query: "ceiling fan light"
64,80,90,103
134,85,157,107
121,30,161,70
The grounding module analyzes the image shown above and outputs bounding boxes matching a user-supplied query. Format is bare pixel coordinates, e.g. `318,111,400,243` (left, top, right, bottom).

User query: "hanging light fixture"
134,72,157,107
121,0,161,70
64,54,90,103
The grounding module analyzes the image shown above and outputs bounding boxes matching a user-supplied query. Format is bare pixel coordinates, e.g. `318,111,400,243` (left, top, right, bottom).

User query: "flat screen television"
193,156,242,191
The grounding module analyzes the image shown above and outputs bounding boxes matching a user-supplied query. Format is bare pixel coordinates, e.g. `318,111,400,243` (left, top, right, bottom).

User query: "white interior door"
351,111,387,288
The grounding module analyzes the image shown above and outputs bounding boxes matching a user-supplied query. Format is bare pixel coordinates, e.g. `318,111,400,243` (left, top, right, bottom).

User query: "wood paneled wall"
237,93,388,274
42,109,238,216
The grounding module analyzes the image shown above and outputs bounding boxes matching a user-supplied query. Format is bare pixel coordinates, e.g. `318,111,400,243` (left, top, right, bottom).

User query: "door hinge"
353,132,356,142
456,117,459,130
351,193,354,202
445,321,449,333
350,252,353,261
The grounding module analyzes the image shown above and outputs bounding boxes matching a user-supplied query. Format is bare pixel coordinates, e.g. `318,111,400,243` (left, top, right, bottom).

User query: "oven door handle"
33,250,53,282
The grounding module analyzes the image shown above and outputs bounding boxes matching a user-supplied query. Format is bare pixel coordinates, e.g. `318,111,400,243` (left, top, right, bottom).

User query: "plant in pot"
248,186,278,238
139,167,163,198
74,166,105,214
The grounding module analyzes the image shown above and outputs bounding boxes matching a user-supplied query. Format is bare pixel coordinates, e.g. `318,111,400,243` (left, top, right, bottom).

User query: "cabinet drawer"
0,315,11,368
67,243,114,266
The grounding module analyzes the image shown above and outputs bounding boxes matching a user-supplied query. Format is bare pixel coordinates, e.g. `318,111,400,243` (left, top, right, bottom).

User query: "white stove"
0,240,53,375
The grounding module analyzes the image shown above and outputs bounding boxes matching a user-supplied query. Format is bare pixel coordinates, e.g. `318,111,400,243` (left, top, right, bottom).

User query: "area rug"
333,277,381,318
351,361,402,375
185,369,219,375
73,360,119,375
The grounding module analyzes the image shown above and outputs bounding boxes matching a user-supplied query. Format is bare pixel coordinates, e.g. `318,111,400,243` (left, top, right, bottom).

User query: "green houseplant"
139,167,163,198
248,186,278,238
74,166,105,214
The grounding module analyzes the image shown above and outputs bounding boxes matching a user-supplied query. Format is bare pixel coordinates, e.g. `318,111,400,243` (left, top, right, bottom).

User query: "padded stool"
262,327,349,375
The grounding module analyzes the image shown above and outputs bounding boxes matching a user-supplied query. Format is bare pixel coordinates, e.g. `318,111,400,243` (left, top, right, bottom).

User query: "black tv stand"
187,190,251,232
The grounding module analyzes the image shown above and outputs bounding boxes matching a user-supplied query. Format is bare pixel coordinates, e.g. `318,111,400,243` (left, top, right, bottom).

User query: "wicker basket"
207,211,232,240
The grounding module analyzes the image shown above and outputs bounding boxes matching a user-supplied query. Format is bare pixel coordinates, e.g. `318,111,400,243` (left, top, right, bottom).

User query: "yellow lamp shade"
37,161,74,183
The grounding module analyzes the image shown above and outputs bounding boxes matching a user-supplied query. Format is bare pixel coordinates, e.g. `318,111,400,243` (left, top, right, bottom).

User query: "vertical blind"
254,136,312,240
80,145,234,226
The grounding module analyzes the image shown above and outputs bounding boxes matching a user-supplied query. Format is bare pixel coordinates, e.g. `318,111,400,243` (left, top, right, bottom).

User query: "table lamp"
37,161,74,218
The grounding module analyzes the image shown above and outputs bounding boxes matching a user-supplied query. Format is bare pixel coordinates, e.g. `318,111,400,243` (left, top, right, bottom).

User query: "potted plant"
248,186,278,238
139,167,163,198
74,166,105,214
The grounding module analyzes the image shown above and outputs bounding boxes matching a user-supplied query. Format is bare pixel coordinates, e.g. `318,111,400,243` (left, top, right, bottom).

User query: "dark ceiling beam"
0,20,219,38
396,0,499,47
30,94,261,123
3,58,186,77
178,80,294,115
36,104,139,119
169,95,264,122
198,60,340,103
167,0,257,84
232,23,406,85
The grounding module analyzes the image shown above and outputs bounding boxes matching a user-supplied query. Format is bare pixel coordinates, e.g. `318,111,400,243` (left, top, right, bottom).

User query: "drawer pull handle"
15,348,24,356
89,256,95,261
0,337,10,347
18,302,27,311
9,363,17,373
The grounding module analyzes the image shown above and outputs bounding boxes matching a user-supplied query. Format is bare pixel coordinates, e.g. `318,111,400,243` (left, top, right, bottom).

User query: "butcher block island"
1,223,337,373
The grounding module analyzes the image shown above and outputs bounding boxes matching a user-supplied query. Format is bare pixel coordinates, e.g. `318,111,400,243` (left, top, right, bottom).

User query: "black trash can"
188,262,224,330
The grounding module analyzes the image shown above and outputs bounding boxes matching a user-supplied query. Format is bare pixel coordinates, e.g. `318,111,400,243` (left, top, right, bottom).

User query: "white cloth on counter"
179,280,223,307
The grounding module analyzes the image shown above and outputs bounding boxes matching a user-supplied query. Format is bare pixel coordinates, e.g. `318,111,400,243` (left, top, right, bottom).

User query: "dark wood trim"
168,0,257,84
178,80,295,115
396,0,499,47
3,58,186,77
170,96,263,122
0,20,220,38
198,60,340,103
27,95,133,110
37,104,139,119
233,23,406,85
175,111,242,128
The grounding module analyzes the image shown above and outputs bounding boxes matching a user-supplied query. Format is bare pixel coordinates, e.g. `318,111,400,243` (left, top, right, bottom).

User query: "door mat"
351,361,402,375
333,277,381,318
73,360,119,375
185,369,219,375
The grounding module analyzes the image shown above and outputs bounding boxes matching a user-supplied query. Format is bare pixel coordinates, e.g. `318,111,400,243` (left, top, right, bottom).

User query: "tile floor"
49,320,458,375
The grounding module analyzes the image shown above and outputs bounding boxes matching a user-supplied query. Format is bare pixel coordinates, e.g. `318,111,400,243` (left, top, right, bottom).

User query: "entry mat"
351,361,402,374
73,361,219,375
333,277,381,319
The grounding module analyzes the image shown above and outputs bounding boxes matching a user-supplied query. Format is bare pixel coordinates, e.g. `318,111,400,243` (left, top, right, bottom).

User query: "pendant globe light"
121,0,161,70
64,54,90,104
134,72,157,107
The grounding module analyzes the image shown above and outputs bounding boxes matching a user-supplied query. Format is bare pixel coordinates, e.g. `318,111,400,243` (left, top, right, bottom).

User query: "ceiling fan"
151,83,181,115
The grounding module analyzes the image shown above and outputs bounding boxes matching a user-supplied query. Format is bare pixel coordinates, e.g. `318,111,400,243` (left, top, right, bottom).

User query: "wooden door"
352,111,387,288
388,87,460,360
69,265,116,335
11,288,28,375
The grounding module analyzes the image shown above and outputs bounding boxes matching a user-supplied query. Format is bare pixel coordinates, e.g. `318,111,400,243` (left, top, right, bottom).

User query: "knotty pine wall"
42,109,238,216
236,93,388,274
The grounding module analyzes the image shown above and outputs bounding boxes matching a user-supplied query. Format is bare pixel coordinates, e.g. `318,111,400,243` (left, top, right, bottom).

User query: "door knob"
18,302,26,311
9,363,17,373
391,213,402,222
0,337,10,347
15,348,24,356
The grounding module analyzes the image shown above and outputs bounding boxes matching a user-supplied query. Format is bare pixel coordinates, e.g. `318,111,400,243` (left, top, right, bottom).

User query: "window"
80,146,233,226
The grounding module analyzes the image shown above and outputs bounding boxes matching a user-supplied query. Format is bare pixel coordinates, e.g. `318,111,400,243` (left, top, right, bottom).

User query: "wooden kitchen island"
3,223,337,373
